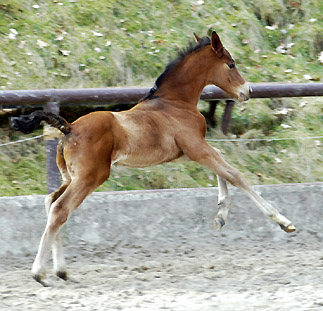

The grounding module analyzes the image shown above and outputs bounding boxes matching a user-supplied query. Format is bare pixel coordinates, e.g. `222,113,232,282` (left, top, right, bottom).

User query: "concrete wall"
0,183,322,256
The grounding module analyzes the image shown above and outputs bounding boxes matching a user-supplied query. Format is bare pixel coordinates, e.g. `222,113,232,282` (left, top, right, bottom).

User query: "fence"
1,82,323,193
1,83,323,105
1,82,323,133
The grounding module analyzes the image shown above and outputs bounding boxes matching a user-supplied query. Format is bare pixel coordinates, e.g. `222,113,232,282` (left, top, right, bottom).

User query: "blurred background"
0,0,322,196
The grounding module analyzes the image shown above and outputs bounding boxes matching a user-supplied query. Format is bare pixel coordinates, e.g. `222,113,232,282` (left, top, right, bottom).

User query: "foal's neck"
155,48,213,107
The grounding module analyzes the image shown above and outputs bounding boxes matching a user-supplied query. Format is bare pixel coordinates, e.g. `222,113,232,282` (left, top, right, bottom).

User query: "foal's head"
195,31,251,102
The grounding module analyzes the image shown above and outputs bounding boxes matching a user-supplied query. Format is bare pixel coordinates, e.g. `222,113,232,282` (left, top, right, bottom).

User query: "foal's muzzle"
238,85,252,102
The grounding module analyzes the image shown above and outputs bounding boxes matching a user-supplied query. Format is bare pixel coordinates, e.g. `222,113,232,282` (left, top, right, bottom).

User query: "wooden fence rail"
1,82,323,193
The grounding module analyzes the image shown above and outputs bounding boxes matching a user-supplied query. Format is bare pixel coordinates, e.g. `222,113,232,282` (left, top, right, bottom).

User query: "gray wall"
0,183,322,256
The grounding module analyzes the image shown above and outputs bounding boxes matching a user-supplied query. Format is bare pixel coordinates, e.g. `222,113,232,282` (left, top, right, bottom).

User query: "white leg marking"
196,145,296,232
31,223,58,281
52,233,67,276
214,175,232,230
32,198,67,284
44,191,67,278
240,185,295,232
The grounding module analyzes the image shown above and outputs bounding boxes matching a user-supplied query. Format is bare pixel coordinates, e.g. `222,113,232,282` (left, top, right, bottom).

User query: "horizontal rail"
0,83,322,106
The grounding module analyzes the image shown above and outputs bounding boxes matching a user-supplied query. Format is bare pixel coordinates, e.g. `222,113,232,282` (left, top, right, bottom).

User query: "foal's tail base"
10,111,71,135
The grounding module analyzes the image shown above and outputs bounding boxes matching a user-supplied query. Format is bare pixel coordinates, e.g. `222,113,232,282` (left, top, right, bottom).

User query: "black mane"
141,36,211,101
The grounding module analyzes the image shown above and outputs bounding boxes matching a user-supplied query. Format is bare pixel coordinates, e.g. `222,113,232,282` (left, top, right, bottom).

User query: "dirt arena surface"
1,235,323,310
1,184,322,310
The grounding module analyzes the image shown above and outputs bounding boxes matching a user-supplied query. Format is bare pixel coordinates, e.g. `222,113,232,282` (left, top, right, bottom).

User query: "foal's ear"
193,33,201,43
211,31,224,57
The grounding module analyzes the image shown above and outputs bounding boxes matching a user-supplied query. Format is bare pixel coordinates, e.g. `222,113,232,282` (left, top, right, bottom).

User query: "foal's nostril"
240,92,248,101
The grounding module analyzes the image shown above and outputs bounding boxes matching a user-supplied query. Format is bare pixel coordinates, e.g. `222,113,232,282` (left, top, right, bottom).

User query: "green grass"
0,0,322,196
0,129,46,195
1,97,322,196
0,0,322,89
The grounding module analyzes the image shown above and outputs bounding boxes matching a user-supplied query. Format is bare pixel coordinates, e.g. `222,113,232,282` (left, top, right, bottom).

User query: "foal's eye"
228,63,235,69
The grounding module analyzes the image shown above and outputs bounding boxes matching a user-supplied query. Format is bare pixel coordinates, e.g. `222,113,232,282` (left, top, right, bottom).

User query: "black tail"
10,111,71,135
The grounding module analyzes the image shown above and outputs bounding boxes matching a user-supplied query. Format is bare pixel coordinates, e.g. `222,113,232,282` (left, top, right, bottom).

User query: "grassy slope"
0,0,322,195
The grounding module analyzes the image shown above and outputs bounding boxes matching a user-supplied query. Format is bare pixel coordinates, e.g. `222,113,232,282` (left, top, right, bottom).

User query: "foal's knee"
220,167,247,188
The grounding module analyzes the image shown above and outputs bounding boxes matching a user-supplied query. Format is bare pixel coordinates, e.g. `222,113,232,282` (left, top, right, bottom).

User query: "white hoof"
214,217,225,231
279,223,296,233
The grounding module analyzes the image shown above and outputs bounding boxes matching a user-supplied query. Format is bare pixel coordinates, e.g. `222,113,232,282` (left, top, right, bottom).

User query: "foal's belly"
113,147,184,168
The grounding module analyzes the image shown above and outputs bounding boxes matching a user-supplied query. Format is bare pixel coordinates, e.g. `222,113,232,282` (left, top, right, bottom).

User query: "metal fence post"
221,100,235,135
206,100,219,127
44,101,61,194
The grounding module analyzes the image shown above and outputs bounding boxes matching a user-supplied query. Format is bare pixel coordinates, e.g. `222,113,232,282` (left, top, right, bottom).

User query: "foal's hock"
12,31,295,287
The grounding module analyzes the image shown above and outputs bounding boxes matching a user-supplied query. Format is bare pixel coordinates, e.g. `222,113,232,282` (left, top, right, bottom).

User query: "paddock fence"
1,83,323,105
1,82,323,193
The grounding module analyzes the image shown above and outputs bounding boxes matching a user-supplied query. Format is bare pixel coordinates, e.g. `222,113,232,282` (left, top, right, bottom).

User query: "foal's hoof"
56,270,68,281
32,274,52,287
279,223,296,233
214,217,225,231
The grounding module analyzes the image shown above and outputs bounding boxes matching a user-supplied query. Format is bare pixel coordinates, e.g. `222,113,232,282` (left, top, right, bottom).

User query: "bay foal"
12,31,295,286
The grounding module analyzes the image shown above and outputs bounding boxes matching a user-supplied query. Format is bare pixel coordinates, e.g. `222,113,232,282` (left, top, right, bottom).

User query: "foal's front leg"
182,141,295,232
214,175,232,230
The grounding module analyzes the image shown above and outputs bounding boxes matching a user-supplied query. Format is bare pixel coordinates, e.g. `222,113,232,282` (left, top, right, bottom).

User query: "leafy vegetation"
0,0,322,196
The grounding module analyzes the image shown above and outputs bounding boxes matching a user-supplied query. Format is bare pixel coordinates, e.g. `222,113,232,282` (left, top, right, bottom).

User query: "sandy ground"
1,237,323,310
1,185,323,310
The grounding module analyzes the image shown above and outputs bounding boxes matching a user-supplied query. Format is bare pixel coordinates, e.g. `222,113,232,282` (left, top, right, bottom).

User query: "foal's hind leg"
44,152,71,280
32,171,109,286
45,183,69,280
32,139,112,286
180,140,295,232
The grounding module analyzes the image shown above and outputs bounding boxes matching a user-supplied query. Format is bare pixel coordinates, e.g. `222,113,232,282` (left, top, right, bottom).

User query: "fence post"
44,101,61,194
221,100,235,135
206,100,218,127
